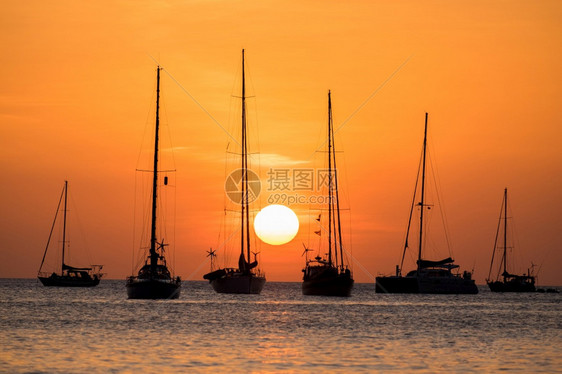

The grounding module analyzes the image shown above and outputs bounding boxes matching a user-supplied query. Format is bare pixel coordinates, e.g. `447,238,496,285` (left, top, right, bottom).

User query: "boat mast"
503,187,508,281
61,180,68,270
240,49,251,264
330,92,345,269
150,66,161,275
417,113,428,274
327,91,333,267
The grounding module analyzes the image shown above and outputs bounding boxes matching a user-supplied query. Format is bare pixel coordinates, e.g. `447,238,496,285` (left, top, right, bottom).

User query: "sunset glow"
1,0,561,286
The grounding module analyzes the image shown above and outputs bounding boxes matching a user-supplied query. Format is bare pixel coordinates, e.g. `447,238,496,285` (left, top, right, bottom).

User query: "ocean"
1,279,560,373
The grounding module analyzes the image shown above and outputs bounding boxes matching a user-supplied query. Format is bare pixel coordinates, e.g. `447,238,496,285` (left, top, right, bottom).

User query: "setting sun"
254,204,299,245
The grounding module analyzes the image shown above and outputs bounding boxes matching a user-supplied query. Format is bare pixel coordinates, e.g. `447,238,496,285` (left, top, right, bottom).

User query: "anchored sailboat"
126,66,181,299
375,113,477,294
487,188,535,292
203,50,266,294
38,181,103,287
301,90,354,297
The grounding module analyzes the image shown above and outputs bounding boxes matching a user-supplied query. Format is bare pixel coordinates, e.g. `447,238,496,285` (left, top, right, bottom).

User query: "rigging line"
313,214,350,268
347,208,353,270
508,199,524,273
185,256,213,281
534,241,553,281
428,141,454,256
160,90,178,170
131,172,138,275
214,223,243,261
488,194,504,281
38,185,65,274
497,250,506,281
331,122,345,268
136,89,156,169
244,55,261,167
147,54,242,149
342,245,375,281
173,174,177,276
308,55,413,160
401,147,423,271
69,191,94,266
135,173,154,271
338,131,354,269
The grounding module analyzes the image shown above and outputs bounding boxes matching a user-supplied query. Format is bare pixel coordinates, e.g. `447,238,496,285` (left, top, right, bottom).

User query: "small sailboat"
203,50,266,294
487,188,536,292
375,113,477,294
301,90,354,297
38,181,103,287
126,66,181,299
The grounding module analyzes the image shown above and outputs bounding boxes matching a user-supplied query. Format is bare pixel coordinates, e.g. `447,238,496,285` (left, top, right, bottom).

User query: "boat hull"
38,274,100,287
302,265,354,297
302,275,354,297
376,275,478,294
487,280,535,293
210,273,265,294
126,278,181,299
375,276,418,293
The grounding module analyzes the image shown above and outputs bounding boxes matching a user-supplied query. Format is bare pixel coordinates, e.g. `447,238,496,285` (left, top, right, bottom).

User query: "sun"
253,204,300,245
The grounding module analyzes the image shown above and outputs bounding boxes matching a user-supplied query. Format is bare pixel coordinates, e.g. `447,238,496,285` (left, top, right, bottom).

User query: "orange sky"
1,0,561,285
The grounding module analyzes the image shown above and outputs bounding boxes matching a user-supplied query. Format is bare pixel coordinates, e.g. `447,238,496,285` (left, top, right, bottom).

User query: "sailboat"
375,113,477,294
301,90,354,297
126,66,181,299
203,50,266,294
38,181,103,287
487,188,536,292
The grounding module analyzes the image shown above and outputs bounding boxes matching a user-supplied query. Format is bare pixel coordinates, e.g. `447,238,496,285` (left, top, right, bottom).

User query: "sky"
1,0,561,285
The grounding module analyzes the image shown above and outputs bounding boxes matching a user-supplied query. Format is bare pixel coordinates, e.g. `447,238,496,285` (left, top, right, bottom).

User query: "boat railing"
253,269,265,278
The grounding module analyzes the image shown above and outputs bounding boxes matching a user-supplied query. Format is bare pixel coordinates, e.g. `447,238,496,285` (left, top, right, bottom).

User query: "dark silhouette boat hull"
376,275,478,294
126,278,181,299
375,276,418,293
302,277,354,297
210,273,265,294
302,267,354,297
38,274,100,287
487,280,535,293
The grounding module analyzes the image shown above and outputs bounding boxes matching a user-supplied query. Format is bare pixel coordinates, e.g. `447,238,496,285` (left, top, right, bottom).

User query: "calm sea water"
1,279,560,373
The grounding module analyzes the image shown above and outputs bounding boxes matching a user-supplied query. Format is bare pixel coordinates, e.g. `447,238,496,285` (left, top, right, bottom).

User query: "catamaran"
375,113,477,294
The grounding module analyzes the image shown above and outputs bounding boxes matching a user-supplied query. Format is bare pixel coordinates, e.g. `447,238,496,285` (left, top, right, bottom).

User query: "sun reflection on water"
0,280,560,373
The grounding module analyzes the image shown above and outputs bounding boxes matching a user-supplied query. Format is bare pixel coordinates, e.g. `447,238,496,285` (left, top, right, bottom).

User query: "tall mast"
503,187,508,281
417,113,428,274
61,180,68,270
240,49,251,263
330,92,344,269
150,66,161,274
327,91,333,266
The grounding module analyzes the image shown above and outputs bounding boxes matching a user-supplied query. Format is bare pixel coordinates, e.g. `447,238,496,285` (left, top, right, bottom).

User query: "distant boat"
375,113,478,294
301,90,354,297
38,181,103,287
203,50,266,294
486,188,536,292
126,66,181,299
